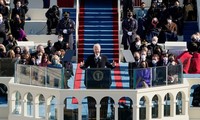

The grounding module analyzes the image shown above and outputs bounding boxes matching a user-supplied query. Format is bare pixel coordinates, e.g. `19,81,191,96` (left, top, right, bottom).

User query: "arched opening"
139,96,147,120
47,96,57,119
100,96,115,119
176,92,183,115
190,84,200,107
24,92,33,116
118,97,133,120
0,83,8,105
164,93,171,116
11,91,21,114
82,96,96,120
35,94,45,118
63,96,78,120
152,95,158,118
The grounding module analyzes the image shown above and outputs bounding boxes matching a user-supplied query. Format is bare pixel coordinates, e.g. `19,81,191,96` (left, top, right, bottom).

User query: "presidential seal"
93,70,104,81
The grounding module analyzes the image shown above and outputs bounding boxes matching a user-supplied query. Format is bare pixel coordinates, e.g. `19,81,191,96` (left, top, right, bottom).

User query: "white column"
114,104,119,120
56,104,65,120
171,101,176,117
78,104,82,120
132,104,139,120
21,100,24,116
146,103,152,119
96,104,100,120
34,102,39,118
159,101,164,119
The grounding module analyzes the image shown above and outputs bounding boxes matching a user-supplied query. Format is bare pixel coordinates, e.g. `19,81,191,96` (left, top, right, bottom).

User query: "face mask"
48,43,52,47
38,55,42,60
152,41,157,45
134,57,139,61
58,38,63,42
136,41,141,46
167,19,172,24
163,57,168,62
141,55,146,61
152,60,157,64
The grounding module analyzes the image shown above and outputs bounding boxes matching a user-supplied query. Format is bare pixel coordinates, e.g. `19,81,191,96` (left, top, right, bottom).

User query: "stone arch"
190,84,200,107
118,96,133,120
176,91,186,115
152,95,159,118
100,96,115,119
81,96,97,120
0,83,8,105
24,92,33,117
63,96,78,120
35,94,46,118
11,91,22,114
164,93,173,117
139,96,149,120
47,96,57,119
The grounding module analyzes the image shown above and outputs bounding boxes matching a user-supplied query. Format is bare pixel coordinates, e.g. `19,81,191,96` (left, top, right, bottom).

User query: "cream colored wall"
0,77,13,120
186,77,200,120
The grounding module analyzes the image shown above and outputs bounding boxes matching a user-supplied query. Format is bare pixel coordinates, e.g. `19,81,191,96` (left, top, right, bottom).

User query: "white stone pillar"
132,104,139,120
78,104,82,120
114,104,119,120
56,104,65,120
172,101,176,117
159,101,164,119
96,104,100,120
146,103,152,119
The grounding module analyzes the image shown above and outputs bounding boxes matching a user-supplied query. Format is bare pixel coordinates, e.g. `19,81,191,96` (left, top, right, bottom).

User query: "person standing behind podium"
80,43,116,69
80,43,116,119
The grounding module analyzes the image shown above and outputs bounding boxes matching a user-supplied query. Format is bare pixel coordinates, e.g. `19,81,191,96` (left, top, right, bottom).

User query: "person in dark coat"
128,51,141,88
13,0,29,13
121,11,138,50
57,12,75,50
53,34,66,51
0,0,9,20
169,1,184,35
45,5,60,35
11,1,25,29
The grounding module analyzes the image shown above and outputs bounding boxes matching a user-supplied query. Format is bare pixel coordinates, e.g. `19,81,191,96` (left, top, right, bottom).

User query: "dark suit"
128,61,140,89
80,54,115,119
81,54,115,69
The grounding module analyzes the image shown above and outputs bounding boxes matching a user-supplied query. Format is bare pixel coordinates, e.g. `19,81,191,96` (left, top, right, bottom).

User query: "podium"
84,68,111,89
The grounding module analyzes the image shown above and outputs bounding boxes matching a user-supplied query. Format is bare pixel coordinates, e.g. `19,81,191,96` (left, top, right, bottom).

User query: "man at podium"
80,43,116,119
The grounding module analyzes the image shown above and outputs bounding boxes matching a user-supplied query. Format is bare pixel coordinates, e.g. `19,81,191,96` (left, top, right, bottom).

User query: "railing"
15,63,183,90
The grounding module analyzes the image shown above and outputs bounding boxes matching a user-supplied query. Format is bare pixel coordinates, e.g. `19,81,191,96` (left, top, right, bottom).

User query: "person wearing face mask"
148,54,161,67
45,5,60,35
0,0,9,20
11,1,25,29
136,61,150,88
128,51,141,88
148,36,163,55
169,1,184,35
136,2,148,40
161,16,178,42
121,11,138,50
167,53,179,84
44,40,53,58
53,34,65,52
130,35,141,54
47,54,62,68
57,11,75,50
